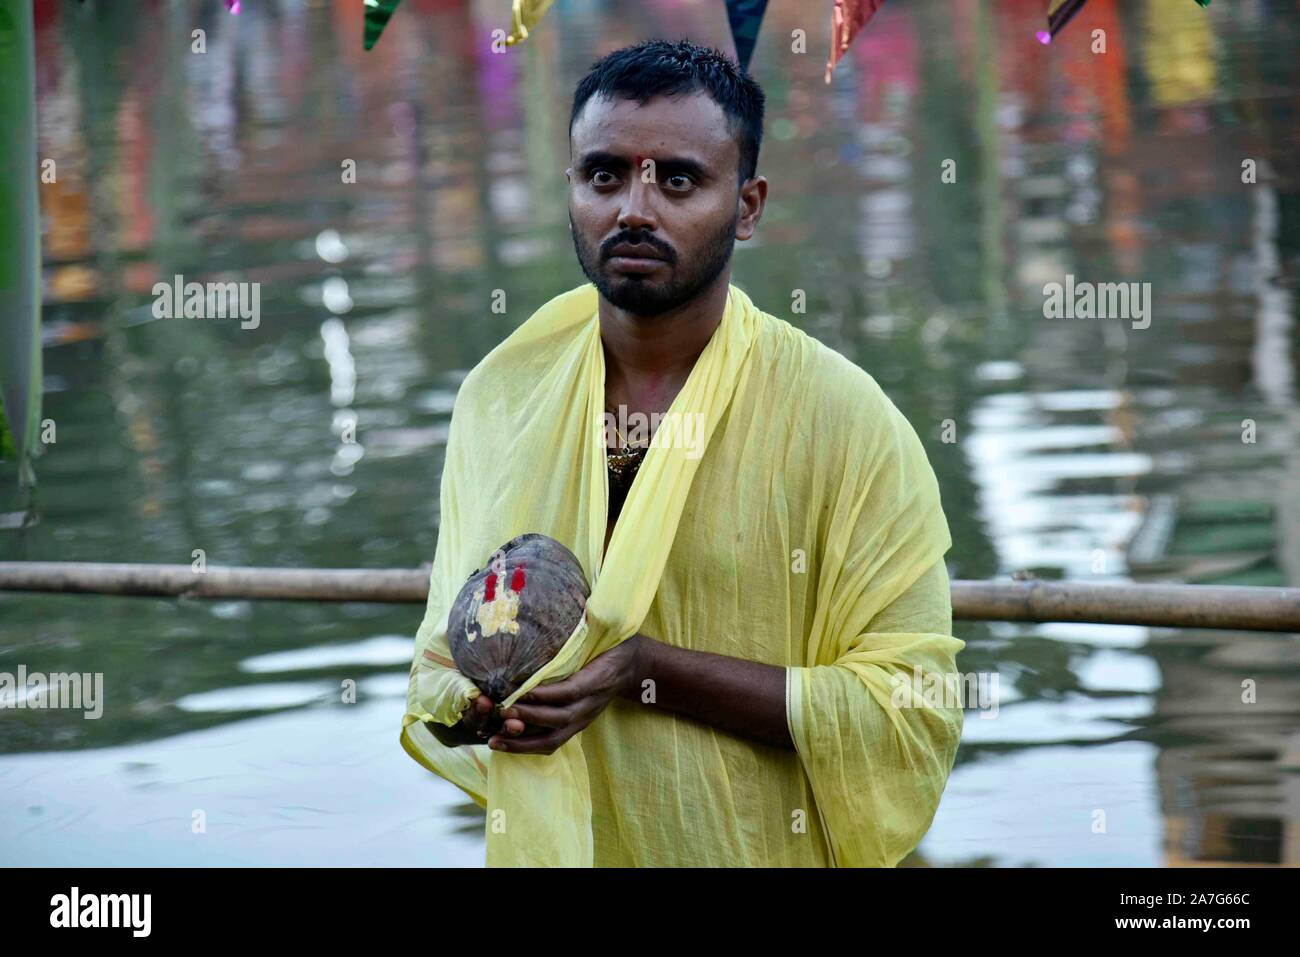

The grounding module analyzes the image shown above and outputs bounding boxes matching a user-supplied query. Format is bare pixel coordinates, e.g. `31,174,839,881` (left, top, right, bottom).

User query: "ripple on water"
239,636,413,673
174,681,338,713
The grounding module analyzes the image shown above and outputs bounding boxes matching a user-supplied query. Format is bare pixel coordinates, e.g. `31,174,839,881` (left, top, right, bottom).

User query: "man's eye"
665,174,693,190
591,170,617,186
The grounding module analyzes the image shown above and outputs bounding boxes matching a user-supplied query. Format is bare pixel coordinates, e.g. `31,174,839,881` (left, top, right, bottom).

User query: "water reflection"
2,0,1298,866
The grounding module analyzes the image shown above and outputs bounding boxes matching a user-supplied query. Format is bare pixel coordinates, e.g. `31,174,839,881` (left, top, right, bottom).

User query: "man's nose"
617,176,658,233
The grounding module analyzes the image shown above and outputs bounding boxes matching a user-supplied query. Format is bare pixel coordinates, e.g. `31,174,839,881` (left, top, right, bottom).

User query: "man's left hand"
487,634,651,755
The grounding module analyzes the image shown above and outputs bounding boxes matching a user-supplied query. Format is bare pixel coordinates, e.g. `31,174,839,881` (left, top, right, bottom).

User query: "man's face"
567,92,747,317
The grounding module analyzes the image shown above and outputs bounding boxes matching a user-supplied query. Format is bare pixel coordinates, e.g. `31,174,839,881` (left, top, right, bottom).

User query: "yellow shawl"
400,282,963,866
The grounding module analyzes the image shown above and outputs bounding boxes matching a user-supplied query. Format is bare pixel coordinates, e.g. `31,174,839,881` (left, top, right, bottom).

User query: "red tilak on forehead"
634,154,646,168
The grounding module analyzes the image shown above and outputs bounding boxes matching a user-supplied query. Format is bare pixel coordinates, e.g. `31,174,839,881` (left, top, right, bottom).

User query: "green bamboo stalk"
0,0,42,488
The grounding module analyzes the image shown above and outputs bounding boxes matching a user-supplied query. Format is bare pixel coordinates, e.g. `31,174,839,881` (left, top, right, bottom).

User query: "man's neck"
599,271,731,411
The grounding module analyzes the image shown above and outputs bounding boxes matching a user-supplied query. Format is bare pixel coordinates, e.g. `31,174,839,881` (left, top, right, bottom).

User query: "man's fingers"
501,702,574,729
519,676,590,705
502,717,526,735
464,694,499,736
466,695,491,727
489,727,573,755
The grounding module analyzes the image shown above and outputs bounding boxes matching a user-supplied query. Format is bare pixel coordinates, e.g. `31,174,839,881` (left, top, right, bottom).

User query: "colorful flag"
506,0,557,46
363,0,402,51
726,0,769,71
1037,0,1089,44
825,0,886,84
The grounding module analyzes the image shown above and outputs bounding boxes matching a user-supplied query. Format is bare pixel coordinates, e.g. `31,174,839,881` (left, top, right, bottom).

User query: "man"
401,39,964,867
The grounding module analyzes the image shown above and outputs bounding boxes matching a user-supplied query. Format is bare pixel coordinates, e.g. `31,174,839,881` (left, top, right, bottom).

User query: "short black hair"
569,39,766,185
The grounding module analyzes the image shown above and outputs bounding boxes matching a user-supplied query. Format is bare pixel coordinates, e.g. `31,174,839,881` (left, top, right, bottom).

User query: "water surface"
3,0,1299,867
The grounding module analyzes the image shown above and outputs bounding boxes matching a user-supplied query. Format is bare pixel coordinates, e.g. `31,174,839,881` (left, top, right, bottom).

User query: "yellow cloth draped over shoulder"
400,281,964,867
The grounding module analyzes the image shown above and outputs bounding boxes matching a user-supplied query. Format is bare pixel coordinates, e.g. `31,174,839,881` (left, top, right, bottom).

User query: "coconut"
447,533,590,702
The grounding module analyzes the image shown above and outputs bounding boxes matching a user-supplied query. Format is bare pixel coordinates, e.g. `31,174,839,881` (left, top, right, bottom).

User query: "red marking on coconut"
511,564,526,593
483,573,496,602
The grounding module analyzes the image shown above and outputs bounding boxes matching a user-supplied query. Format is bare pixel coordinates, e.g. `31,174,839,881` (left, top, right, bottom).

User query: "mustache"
600,233,676,262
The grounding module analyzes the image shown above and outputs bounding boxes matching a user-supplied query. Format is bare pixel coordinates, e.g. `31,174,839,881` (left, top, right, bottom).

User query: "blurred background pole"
0,0,43,492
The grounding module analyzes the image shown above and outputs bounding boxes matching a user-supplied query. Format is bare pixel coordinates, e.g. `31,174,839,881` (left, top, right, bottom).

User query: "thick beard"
571,210,738,318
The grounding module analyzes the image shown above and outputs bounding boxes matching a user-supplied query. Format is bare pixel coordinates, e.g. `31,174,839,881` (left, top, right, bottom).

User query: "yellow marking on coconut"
464,571,522,642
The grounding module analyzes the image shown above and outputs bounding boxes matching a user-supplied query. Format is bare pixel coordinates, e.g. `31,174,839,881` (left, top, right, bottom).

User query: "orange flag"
825,0,886,83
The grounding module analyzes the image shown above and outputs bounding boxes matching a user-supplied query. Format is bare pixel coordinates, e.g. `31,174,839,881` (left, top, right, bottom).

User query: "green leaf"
0,403,16,460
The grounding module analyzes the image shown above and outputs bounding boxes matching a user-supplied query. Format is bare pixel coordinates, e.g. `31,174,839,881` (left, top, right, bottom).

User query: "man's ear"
564,166,573,183
735,175,768,242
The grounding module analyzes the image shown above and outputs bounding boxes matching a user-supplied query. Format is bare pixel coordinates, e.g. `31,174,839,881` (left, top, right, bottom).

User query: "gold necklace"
605,406,649,478
604,404,653,448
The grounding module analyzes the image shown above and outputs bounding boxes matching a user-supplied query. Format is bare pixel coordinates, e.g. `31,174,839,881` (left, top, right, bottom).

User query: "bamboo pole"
0,562,1298,632
0,562,431,604
950,578,1299,632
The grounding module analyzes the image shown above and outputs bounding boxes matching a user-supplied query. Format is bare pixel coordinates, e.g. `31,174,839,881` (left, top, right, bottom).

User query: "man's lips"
606,243,669,273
